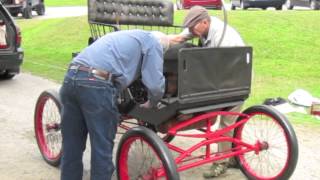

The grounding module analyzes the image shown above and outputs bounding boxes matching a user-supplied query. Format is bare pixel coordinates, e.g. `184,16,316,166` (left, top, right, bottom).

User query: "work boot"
228,157,239,168
203,162,228,178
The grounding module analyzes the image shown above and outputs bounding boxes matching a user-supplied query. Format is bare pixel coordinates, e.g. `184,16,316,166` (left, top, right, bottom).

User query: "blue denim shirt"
73,30,165,106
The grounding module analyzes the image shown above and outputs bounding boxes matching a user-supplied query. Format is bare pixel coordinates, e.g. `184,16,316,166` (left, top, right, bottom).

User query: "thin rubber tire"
116,126,179,180
234,105,298,180
34,89,62,167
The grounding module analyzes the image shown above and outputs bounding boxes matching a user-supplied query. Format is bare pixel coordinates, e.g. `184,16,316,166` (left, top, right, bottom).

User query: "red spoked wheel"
116,127,179,180
34,89,62,166
234,105,298,180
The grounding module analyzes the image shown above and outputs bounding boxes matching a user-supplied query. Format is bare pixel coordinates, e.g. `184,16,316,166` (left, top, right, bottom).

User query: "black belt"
69,64,113,81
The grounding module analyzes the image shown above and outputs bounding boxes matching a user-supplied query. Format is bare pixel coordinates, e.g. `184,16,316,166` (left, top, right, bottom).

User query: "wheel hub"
260,141,269,150
46,123,60,131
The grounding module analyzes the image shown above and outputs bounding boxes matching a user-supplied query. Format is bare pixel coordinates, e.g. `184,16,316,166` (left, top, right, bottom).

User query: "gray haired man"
171,6,245,178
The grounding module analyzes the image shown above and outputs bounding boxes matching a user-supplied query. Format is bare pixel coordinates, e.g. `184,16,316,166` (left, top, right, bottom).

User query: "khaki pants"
216,104,243,162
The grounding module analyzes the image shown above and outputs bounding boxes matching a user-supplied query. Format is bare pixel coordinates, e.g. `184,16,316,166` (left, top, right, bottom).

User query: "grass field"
16,10,320,124
46,0,87,6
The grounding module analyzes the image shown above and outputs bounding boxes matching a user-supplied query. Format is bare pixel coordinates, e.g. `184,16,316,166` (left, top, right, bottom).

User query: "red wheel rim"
118,136,168,180
35,96,62,161
236,112,291,180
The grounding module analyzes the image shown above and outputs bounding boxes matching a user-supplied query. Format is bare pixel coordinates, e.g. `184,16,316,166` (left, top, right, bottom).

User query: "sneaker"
203,162,228,178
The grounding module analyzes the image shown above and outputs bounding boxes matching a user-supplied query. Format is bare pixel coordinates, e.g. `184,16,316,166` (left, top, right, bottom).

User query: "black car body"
286,0,320,9
0,0,45,19
231,0,286,10
0,2,23,79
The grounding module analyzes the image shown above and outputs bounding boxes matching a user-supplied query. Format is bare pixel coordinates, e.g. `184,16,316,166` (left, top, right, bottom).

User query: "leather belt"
69,64,113,81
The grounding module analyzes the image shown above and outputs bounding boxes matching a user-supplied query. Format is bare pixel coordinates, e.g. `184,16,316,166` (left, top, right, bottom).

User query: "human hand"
139,100,152,109
168,34,187,45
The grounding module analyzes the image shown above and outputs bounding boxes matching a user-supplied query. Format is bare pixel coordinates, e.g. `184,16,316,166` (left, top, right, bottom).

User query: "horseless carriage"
34,0,298,179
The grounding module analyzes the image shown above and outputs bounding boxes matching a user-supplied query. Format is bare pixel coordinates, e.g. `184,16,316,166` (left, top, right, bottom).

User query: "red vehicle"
34,1,299,179
176,0,222,10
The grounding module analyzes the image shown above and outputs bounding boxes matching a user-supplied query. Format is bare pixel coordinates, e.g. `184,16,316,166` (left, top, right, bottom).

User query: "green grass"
226,11,320,107
16,11,320,125
45,0,87,6
17,16,89,81
287,112,320,126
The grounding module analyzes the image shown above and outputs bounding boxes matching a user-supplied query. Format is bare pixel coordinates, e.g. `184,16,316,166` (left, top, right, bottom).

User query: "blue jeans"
60,69,119,180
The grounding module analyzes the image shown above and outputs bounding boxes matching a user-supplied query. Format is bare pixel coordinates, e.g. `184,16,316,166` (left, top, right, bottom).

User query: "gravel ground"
0,73,320,180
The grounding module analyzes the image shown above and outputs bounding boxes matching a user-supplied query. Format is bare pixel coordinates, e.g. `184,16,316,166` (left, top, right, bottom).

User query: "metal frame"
118,111,265,177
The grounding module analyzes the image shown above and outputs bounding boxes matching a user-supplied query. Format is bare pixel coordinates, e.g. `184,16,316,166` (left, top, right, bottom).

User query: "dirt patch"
0,73,319,180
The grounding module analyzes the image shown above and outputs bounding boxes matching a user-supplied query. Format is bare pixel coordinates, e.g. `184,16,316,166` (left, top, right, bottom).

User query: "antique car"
34,0,298,179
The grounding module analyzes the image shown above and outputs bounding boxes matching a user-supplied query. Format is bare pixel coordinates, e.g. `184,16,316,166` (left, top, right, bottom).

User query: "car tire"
36,2,45,16
22,6,32,19
310,0,320,10
240,1,247,10
176,0,182,10
231,3,236,10
286,0,294,10
0,70,16,80
276,6,283,10
234,105,298,180
10,12,19,17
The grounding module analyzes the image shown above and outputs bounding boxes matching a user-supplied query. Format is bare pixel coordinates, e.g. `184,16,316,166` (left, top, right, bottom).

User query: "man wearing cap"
171,5,245,178
173,5,244,47
60,29,170,180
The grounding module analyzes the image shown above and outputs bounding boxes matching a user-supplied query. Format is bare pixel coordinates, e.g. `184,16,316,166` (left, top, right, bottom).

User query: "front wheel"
176,0,183,10
286,0,294,10
10,12,19,17
116,127,179,180
34,89,62,167
234,105,298,180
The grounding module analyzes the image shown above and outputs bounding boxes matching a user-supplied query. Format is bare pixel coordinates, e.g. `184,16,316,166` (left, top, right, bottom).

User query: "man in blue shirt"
60,30,170,180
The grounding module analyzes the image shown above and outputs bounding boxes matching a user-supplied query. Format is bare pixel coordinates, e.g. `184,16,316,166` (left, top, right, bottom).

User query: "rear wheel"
0,70,16,79
36,2,45,16
310,0,320,10
22,6,32,19
34,89,62,167
231,3,236,10
116,127,179,180
240,1,248,10
234,105,298,180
